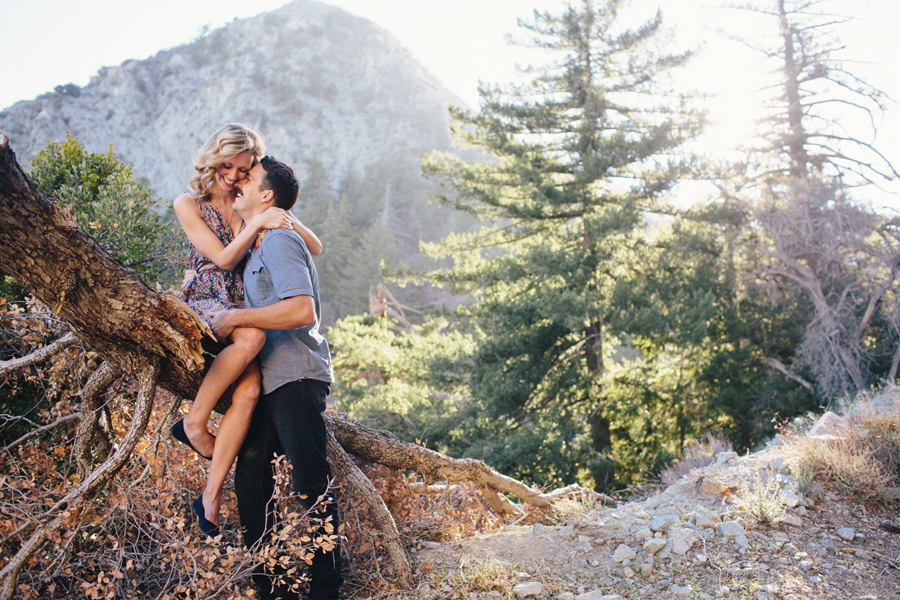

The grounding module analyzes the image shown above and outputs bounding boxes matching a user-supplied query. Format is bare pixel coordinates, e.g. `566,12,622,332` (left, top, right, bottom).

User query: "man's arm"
209,295,315,340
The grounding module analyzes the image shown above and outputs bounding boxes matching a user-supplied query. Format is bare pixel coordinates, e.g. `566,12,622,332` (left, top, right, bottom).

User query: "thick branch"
0,332,79,377
73,360,123,480
326,430,414,589
759,356,814,390
0,134,206,391
326,416,552,514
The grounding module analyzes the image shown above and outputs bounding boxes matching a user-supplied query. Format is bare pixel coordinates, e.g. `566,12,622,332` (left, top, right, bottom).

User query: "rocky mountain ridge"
0,0,461,202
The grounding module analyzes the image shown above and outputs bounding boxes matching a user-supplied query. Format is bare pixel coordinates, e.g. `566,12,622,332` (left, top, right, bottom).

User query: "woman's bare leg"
182,327,266,459
200,356,261,525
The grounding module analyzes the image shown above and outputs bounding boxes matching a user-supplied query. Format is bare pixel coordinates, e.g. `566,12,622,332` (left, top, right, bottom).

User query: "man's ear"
260,188,275,206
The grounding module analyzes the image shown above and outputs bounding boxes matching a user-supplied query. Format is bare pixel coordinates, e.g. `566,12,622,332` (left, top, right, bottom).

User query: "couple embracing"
171,123,342,600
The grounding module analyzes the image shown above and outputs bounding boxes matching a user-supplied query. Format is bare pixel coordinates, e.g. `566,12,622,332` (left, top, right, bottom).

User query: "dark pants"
234,379,343,600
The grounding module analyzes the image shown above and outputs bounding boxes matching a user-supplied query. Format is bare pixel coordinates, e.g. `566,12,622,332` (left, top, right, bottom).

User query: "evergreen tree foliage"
422,0,704,488
329,314,475,448
27,133,170,284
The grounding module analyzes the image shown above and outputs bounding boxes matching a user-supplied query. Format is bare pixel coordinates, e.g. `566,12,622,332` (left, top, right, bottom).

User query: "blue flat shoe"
171,419,213,460
192,494,220,538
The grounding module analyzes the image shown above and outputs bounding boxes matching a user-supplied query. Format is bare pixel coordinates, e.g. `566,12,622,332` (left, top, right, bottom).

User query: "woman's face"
214,151,253,194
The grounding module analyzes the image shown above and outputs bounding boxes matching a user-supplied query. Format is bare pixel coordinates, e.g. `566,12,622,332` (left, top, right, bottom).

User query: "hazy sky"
2,0,899,206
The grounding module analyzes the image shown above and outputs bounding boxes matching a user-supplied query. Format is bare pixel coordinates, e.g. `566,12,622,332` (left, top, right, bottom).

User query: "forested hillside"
330,0,900,493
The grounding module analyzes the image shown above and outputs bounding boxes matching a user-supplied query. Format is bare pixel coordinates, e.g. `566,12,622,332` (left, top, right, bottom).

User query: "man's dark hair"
259,155,299,210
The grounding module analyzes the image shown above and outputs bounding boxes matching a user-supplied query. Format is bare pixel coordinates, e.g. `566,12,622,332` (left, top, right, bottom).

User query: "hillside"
411,404,900,600
0,0,458,201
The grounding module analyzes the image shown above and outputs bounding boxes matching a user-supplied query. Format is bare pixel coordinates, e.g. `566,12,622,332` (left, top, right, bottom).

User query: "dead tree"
0,133,563,597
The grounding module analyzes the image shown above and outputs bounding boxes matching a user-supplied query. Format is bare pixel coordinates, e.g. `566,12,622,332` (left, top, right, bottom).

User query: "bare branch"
760,356,814,390
0,413,82,457
0,332,79,377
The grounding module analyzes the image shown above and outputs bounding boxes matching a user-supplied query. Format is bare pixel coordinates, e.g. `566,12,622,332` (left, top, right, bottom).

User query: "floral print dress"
180,197,246,324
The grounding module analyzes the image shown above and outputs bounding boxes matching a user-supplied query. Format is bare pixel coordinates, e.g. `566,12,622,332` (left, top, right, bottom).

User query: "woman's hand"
256,207,292,230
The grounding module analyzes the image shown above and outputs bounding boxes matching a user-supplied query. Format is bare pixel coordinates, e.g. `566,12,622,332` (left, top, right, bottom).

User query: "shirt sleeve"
260,230,314,300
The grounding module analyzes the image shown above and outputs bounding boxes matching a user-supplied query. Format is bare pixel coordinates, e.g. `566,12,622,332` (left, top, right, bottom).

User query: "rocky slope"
0,0,460,202
414,407,900,600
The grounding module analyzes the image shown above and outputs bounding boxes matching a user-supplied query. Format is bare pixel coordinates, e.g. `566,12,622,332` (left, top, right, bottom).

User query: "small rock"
643,538,666,554
717,520,747,538
419,541,441,549
640,562,653,577
612,544,637,562
513,581,543,597
623,566,635,578
559,593,576,600
575,591,621,600
695,553,709,564
779,514,803,527
649,515,679,532
692,511,719,529
761,584,777,593
672,585,693,596
807,411,850,438
716,451,738,464
668,528,696,554
634,527,653,540
835,527,855,541
781,490,801,508
575,541,592,552
799,560,815,571
533,523,545,534
656,543,672,559
769,456,785,472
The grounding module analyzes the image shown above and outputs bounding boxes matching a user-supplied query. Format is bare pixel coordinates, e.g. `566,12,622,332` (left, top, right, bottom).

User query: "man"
210,156,343,600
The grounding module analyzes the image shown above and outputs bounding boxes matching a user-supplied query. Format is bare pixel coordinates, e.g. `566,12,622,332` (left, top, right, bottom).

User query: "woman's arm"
173,194,290,271
288,212,323,255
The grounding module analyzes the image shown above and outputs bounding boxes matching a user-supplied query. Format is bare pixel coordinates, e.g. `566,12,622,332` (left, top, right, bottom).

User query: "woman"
172,123,322,536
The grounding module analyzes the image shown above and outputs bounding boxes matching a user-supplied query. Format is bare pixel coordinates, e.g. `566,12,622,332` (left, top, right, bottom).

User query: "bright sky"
2,0,899,207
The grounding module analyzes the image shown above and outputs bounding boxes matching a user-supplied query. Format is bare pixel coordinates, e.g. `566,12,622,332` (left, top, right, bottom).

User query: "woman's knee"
232,327,266,355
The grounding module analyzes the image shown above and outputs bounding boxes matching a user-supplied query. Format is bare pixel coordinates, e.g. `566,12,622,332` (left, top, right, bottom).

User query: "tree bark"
0,133,556,591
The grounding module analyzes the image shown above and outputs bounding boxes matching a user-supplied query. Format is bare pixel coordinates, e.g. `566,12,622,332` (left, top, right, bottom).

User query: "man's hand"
209,310,236,341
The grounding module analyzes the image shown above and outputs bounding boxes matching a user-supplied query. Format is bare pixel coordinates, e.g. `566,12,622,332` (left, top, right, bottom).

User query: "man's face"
234,163,268,219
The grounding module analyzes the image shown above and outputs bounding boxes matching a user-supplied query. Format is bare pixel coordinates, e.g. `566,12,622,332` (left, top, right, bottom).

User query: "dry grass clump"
659,433,734,486
419,559,516,600
791,392,900,504
734,470,786,525
540,486,605,525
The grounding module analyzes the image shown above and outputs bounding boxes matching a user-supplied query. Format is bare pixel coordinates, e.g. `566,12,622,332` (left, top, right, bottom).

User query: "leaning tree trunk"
0,133,561,595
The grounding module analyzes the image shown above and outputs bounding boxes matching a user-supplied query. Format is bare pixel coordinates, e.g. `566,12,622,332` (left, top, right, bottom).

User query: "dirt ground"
409,496,898,599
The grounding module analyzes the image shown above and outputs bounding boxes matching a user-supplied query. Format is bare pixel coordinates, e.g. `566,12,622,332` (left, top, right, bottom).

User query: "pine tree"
423,0,703,487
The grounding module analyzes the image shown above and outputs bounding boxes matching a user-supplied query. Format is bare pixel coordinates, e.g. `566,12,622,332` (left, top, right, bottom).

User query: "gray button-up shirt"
243,229,334,395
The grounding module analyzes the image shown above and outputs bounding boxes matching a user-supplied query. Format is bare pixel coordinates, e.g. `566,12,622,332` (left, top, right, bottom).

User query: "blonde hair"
189,123,265,199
